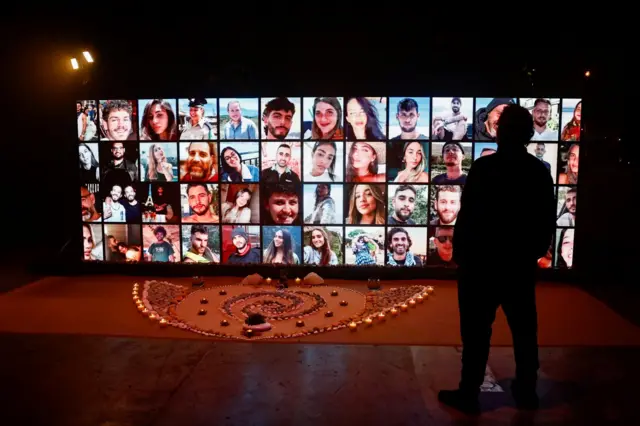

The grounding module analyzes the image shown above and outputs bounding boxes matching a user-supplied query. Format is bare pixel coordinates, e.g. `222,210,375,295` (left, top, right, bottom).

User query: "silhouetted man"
438,104,556,414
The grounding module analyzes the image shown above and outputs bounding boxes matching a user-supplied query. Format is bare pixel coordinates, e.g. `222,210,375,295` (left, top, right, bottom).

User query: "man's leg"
438,269,499,414
501,272,540,409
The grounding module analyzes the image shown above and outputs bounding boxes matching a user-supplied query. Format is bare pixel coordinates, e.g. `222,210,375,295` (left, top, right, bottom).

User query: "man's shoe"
512,383,539,410
437,389,480,415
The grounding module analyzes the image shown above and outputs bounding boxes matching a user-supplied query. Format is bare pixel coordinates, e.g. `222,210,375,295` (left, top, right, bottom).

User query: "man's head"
388,227,412,258
154,226,167,241
535,143,546,159
102,100,133,140
396,98,419,133
565,187,577,215
262,97,295,140
392,185,416,222
496,104,534,147
190,225,209,255
434,227,454,261
110,185,122,201
124,185,136,202
275,144,292,169
227,100,242,122
231,227,249,251
187,184,211,216
532,98,551,129
110,142,125,160
451,97,462,113
435,185,461,224
81,185,97,220
442,141,464,168
264,184,299,224
186,142,216,180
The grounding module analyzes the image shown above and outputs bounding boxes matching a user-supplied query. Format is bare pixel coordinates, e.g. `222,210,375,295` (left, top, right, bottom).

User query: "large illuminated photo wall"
78,96,580,269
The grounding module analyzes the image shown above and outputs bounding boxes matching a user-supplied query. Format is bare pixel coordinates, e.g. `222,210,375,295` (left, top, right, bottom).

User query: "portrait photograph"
81,184,102,222
386,226,427,267
555,228,574,269
77,100,99,141
143,224,180,263
387,141,429,183
427,226,456,267
219,98,260,140
219,142,260,182
526,142,558,183
558,143,579,184
82,223,104,261
520,98,560,141
221,225,261,264
303,226,343,265
98,99,137,141
345,184,386,225
430,142,471,184
100,141,139,189
344,227,385,266
220,183,259,224
79,142,100,183
262,183,302,226
179,141,218,182
302,97,344,140
560,98,582,142
178,98,217,140
260,141,301,184
303,183,343,225
303,140,344,182
474,97,517,141
262,226,302,265
432,97,473,141
388,97,430,140
138,99,179,141
181,224,220,264
429,185,462,226
139,142,178,182
344,97,387,140
180,183,219,224
556,186,577,227
345,141,386,182
104,224,142,263
261,97,301,140
387,184,429,226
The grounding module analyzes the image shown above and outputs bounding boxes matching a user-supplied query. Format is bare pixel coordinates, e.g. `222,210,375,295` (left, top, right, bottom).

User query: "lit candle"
218,289,227,296
296,320,305,327
149,313,158,320
409,299,417,307
400,304,409,311
417,295,424,303
265,277,272,284
198,309,207,316
133,296,139,302
142,308,149,316
295,277,301,284
364,318,373,326
348,321,357,331
339,300,348,306
220,320,229,327
325,311,334,317
330,290,338,296
137,303,144,311
390,308,399,316
377,312,386,321
422,292,429,298
159,318,168,327
200,297,209,304
426,286,434,294
132,290,138,296
245,329,254,337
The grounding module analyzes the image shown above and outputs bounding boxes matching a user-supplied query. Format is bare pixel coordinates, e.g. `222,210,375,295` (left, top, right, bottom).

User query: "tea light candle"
422,292,429,298
348,321,357,331
133,295,139,302
220,320,229,327
390,308,399,316
325,311,334,317
142,308,149,316
198,309,207,315
426,286,434,294
330,290,338,296
200,297,209,304
400,304,409,311
245,329,254,337
377,312,386,321
265,277,272,284
159,318,168,327
364,318,373,326
339,300,348,306
409,299,417,307
417,295,424,303
132,290,138,296
149,313,158,320
219,289,227,296
295,277,301,284
296,320,305,327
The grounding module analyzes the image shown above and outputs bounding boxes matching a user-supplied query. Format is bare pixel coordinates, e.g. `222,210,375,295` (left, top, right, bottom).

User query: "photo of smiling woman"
139,99,178,141
388,141,429,183
262,227,301,265
303,141,343,182
346,184,386,225
346,141,386,182
303,97,344,140
79,142,100,183
220,184,259,224
558,143,579,184
345,97,386,140
219,144,260,182
303,226,341,265
140,143,178,182
82,223,103,261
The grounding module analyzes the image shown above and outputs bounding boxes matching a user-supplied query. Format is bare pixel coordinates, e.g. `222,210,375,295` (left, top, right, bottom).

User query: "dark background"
0,17,630,283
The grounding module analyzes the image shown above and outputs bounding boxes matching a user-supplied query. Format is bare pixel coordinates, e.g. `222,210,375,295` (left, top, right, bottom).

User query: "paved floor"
1,333,638,426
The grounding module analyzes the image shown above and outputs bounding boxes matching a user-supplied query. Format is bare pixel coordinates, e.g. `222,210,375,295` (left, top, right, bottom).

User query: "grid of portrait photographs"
79,97,581,269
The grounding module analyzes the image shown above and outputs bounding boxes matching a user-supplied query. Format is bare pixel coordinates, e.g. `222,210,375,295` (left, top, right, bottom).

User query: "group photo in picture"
78,96,581,269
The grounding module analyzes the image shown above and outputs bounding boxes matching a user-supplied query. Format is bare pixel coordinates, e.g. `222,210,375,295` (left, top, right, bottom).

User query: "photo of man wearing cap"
431,141,471,185
179,98,217,140
225,226,261,264
474,98,516,140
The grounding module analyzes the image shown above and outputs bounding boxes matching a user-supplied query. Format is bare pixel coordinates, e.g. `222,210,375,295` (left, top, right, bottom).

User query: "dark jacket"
452,145,556,269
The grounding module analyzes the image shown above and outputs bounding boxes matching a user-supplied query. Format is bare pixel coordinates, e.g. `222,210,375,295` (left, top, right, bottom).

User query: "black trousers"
457,266,539,392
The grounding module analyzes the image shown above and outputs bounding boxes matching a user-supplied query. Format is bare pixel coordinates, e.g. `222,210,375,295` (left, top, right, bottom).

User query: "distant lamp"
82,51,94,63
585,70,591,77
70,58,79,70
